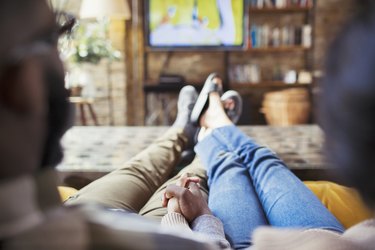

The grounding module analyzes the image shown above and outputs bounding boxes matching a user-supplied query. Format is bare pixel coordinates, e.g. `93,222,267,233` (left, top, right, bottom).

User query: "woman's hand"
162,174,212,222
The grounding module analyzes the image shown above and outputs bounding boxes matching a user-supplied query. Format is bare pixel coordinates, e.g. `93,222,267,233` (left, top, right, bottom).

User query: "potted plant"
61,20,121,97
71,20,121,64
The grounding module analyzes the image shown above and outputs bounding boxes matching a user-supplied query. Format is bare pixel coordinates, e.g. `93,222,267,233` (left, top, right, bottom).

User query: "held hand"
162,173,200,214
163,180,212,222
166,197,181,214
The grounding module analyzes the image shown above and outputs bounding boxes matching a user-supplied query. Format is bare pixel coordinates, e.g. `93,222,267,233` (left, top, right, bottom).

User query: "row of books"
229,64,261,84
229,64,313,84
249,24,312,48
250,0,313,9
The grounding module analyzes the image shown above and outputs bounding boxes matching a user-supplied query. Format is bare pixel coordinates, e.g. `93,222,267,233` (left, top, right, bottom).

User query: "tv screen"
145,0,246,50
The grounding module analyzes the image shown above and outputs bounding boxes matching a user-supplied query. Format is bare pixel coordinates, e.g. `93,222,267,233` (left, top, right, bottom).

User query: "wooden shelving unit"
142,1,316,125
226,1,316,124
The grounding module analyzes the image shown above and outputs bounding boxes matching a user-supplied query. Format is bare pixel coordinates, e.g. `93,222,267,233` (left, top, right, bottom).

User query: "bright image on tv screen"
148,0,244,47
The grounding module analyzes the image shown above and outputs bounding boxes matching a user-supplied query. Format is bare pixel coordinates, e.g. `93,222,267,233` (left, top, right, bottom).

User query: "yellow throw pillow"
304,181,373,228
58,186,78,202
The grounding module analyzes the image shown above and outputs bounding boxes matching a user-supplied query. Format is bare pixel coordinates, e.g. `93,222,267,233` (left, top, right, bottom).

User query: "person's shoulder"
342,218,375,248
4,205,88,250
345,218,375,229
251,226,363,250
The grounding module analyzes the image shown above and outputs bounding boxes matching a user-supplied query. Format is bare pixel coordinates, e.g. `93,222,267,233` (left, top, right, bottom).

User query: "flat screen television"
145,0,247,50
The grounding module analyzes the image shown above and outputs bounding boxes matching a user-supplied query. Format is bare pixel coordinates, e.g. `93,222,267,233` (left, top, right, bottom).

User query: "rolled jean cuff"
195,125,258,168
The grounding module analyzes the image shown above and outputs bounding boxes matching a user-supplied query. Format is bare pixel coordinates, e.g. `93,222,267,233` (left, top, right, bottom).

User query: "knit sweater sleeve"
161,213,231,249
191,214,231,249
161,212,190,230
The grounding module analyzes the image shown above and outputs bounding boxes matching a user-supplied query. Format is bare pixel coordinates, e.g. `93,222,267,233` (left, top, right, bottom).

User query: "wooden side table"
69,97,99,126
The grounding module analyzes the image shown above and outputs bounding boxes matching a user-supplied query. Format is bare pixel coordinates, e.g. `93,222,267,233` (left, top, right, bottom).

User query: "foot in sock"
172,85,199,150
221,90,242,124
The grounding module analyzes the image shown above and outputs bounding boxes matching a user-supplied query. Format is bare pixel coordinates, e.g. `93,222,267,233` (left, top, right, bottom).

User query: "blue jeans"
195,125,344,249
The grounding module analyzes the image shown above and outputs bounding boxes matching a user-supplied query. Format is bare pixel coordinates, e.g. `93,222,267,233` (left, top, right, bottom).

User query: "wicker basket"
261,88,311,126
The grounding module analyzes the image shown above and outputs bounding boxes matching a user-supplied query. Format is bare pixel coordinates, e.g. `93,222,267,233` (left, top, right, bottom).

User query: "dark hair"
319,3,375,208
0,1,49,65
358,0,375,9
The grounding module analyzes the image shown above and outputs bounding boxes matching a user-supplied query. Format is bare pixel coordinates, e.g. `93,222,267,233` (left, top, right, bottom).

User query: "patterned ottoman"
57,125,335,188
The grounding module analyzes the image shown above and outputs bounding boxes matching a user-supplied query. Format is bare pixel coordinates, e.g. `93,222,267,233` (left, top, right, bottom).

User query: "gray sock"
173,86,198,128
173,86,199,150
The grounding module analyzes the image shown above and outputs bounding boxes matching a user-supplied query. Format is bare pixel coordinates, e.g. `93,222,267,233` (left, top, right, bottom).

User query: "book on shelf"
229,63,312,85
250,0,313,9
249,24,311,49
229,64,261,84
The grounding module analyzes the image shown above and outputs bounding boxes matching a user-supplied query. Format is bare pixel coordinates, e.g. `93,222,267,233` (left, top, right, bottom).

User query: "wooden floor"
57,125,337,188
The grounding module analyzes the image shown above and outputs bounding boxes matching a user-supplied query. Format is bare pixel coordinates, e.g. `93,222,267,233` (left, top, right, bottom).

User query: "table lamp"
80,0,131,20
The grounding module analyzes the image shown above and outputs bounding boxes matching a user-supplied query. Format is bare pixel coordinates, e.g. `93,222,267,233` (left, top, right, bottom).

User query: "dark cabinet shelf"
235,46,310,53
144,46,310,54
230,82,311,89
249,7,313,13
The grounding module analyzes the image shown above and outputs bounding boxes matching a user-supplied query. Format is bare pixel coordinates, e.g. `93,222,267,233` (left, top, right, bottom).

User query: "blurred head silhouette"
320,0,375,208
0,0,71,181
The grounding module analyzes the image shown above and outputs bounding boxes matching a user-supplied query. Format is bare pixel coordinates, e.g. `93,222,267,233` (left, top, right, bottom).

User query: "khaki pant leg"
139,157,208,222
65,128,186,213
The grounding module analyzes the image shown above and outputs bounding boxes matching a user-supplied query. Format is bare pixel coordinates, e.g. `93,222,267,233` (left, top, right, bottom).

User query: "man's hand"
162,174,212,222
162,174,200,214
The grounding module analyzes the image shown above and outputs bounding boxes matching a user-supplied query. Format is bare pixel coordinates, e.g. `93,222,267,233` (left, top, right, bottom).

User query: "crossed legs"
195,91,345,249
